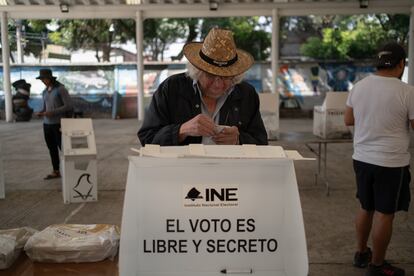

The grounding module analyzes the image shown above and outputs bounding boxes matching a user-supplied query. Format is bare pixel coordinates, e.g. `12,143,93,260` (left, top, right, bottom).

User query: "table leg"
314,142,321,185
323,142,330,196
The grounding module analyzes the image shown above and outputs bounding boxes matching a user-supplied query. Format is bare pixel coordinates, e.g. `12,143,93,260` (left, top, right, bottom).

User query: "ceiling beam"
0,0,411,19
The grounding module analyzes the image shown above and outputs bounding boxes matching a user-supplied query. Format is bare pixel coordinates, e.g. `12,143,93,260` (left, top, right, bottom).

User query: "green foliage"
143,18,188,61
50,20,109,61
5,19,49,61
49,19,133,62
200,17,270,61
300,14,407,61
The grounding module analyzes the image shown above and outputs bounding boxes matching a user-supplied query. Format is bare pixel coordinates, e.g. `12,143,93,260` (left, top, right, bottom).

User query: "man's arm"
344,106,354,126
50,86,72,115
34,91,46,116
237,88,268,145
411,119,414,130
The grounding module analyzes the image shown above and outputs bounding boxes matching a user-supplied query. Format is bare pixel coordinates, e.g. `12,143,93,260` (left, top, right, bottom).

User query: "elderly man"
138,28,268,146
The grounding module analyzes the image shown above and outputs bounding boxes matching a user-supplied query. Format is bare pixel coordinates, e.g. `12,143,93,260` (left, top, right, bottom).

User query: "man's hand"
35,112,45,117
179,114,216,142
212,126,239,145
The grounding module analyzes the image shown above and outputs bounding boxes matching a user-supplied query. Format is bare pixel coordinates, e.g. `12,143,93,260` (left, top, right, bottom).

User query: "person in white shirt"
345,42,414,276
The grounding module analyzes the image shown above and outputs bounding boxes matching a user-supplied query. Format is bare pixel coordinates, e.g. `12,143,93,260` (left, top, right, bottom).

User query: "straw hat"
183,28,254,77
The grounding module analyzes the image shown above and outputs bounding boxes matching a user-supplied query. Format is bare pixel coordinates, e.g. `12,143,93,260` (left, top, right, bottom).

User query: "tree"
200,17,271,61
49,19,132,62
171,18,199,61
300,14,408,61
375,14,409,45
1,19,49,63
143,18,188,61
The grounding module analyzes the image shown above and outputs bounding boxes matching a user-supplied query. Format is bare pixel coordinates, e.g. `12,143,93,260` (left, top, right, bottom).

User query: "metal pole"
408,7,414,85
0,141,4,199
135,11,144,121
271,8,280,132
1,12,13,123
16,19,24,63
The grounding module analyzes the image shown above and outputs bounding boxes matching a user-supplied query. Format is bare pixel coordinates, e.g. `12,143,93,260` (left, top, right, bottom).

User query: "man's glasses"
203,72,234,84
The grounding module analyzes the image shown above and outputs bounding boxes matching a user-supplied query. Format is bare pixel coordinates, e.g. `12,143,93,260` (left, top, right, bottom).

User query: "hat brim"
183,42,254,77
36,76,57,80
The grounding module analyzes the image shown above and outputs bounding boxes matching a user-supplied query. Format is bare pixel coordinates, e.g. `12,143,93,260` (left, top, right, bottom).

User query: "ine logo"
73,173,94,200
185,187,203,201
183,185,239,208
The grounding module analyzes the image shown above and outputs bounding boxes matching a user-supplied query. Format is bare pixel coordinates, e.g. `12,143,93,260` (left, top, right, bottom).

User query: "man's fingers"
197,124,216,136
213,136,234,145
198,116,215,129
221,126,239,135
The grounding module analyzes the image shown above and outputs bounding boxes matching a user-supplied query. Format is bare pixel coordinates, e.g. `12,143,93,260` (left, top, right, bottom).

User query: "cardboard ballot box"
61,119,97,204
0,141,4,199
259,93,279,140
120,145,309,276
313,92,352,139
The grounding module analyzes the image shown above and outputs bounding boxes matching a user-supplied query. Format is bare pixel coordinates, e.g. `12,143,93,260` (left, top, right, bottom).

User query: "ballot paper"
0,227,37,269
136,144,314,160
24,224,120,263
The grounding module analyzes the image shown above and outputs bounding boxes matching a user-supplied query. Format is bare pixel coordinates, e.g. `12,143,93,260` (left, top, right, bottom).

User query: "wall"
0,61,378,120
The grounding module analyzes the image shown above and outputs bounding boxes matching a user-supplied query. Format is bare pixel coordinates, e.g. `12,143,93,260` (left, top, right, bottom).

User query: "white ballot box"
61,119,97,204
0,142,4,199
313,91,351,139
120,145,309,276
259,93,279,140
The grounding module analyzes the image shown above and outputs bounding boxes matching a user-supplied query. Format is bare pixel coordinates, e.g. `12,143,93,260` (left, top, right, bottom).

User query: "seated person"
138,28,268,146
12,79,33,122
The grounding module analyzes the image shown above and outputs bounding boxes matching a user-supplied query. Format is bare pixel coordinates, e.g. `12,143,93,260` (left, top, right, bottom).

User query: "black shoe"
353,247,372,268
366,261,405,276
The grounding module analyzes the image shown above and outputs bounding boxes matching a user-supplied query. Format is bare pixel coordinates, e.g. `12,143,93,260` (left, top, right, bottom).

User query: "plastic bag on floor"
0,227,37,269
24,224,120,263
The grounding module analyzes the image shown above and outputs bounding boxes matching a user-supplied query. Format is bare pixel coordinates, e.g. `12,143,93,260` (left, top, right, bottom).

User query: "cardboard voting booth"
259,93,279,140
0,141,4,199
120,145,309,276
61,119,97,204
313,92,351,139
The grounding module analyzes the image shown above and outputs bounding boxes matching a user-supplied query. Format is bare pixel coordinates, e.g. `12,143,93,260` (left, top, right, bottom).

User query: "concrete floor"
0,118,413,276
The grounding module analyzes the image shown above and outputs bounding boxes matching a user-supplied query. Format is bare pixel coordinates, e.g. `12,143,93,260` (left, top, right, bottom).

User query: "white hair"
186,62,246,85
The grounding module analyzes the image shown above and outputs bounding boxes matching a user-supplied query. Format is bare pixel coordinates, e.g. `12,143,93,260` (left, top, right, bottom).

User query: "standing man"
35,69,73,180
345,43,414,276
138,28,267,146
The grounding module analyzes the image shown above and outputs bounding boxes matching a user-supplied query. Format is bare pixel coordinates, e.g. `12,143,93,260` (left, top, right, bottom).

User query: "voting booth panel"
61,119,97,204
0,142,4,199
120,157,308,276
313,92,351,139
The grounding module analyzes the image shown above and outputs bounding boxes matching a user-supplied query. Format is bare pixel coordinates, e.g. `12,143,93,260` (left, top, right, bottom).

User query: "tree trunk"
95,48,101,62
102,44,111,62
171,20,198,61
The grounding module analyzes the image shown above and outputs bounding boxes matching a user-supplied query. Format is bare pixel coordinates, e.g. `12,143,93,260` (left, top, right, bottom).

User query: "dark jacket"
138,73,268,146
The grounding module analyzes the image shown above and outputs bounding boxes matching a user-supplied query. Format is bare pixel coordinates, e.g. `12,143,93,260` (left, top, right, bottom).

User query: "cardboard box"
120,145,309,276
61,119,97,204
259,93,279,140
313,92,352,139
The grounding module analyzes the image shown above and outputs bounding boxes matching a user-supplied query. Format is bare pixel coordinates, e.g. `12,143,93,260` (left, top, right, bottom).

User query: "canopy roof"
0,0,412,19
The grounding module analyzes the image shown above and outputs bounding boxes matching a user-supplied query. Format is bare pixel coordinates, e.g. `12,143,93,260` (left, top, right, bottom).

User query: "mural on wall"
0,62,380,119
